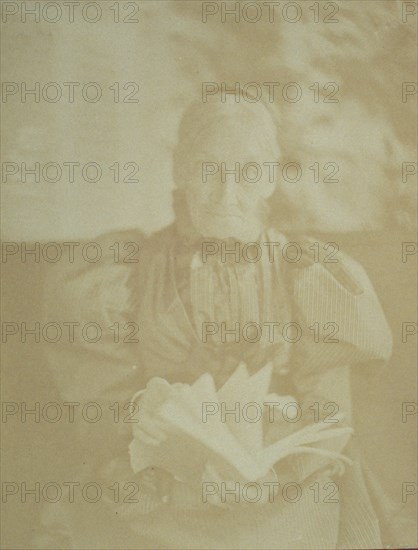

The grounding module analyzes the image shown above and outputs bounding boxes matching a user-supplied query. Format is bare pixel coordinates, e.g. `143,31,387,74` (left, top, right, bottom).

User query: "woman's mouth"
206,208,243,219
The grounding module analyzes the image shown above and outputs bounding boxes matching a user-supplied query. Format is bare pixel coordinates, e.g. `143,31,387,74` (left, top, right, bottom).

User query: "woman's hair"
173,93,280,188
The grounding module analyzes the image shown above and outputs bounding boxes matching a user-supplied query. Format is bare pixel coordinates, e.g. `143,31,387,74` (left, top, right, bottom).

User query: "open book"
129,363,352,485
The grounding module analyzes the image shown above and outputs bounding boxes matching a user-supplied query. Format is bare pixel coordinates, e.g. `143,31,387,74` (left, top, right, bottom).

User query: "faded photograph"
1,1,417,549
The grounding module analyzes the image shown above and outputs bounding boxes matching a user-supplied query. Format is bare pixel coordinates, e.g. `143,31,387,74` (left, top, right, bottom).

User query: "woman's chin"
196,220,262,242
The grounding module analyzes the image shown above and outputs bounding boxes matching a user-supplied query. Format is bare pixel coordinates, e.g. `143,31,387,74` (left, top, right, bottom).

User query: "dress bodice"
138,231,293,386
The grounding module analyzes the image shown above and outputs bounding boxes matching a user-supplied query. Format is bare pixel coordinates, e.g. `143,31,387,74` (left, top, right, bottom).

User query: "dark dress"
39,224,402,549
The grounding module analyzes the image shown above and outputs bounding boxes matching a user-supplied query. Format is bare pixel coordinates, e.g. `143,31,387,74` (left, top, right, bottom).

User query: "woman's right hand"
131,377,175,446
132,377,191,446
133,410,168,446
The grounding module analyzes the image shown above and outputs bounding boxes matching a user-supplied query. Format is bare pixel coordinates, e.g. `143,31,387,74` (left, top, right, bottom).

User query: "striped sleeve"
286,250,391,482
290,251,393,369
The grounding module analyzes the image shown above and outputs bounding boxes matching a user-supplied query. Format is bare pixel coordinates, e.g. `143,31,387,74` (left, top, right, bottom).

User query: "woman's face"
181,125,278,241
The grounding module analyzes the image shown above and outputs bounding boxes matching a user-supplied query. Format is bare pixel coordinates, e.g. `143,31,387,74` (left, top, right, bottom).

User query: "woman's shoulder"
42,225,175,320
268,231,368,293
277,233,392,364
47,225,175,276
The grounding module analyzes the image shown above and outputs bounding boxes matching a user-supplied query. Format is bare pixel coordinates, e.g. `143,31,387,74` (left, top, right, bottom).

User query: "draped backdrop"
2,0,416,239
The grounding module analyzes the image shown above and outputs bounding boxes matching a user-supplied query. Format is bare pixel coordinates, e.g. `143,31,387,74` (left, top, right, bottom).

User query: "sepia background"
1,1,417,548
2,0,417,238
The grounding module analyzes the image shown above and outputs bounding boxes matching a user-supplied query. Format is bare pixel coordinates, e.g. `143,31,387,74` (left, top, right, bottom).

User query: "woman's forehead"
178,99,279,141
190,126,279,156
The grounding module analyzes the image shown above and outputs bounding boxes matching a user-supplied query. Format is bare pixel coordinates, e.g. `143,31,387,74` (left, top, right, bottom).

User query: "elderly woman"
42,97,394,549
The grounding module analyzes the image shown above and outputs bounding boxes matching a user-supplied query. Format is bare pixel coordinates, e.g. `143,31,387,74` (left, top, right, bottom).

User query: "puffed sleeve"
289,243,393,371
42,229,145,404
281,242,392,482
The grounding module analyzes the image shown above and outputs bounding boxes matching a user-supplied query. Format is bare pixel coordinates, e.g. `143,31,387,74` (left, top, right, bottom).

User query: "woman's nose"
217,179,239,206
